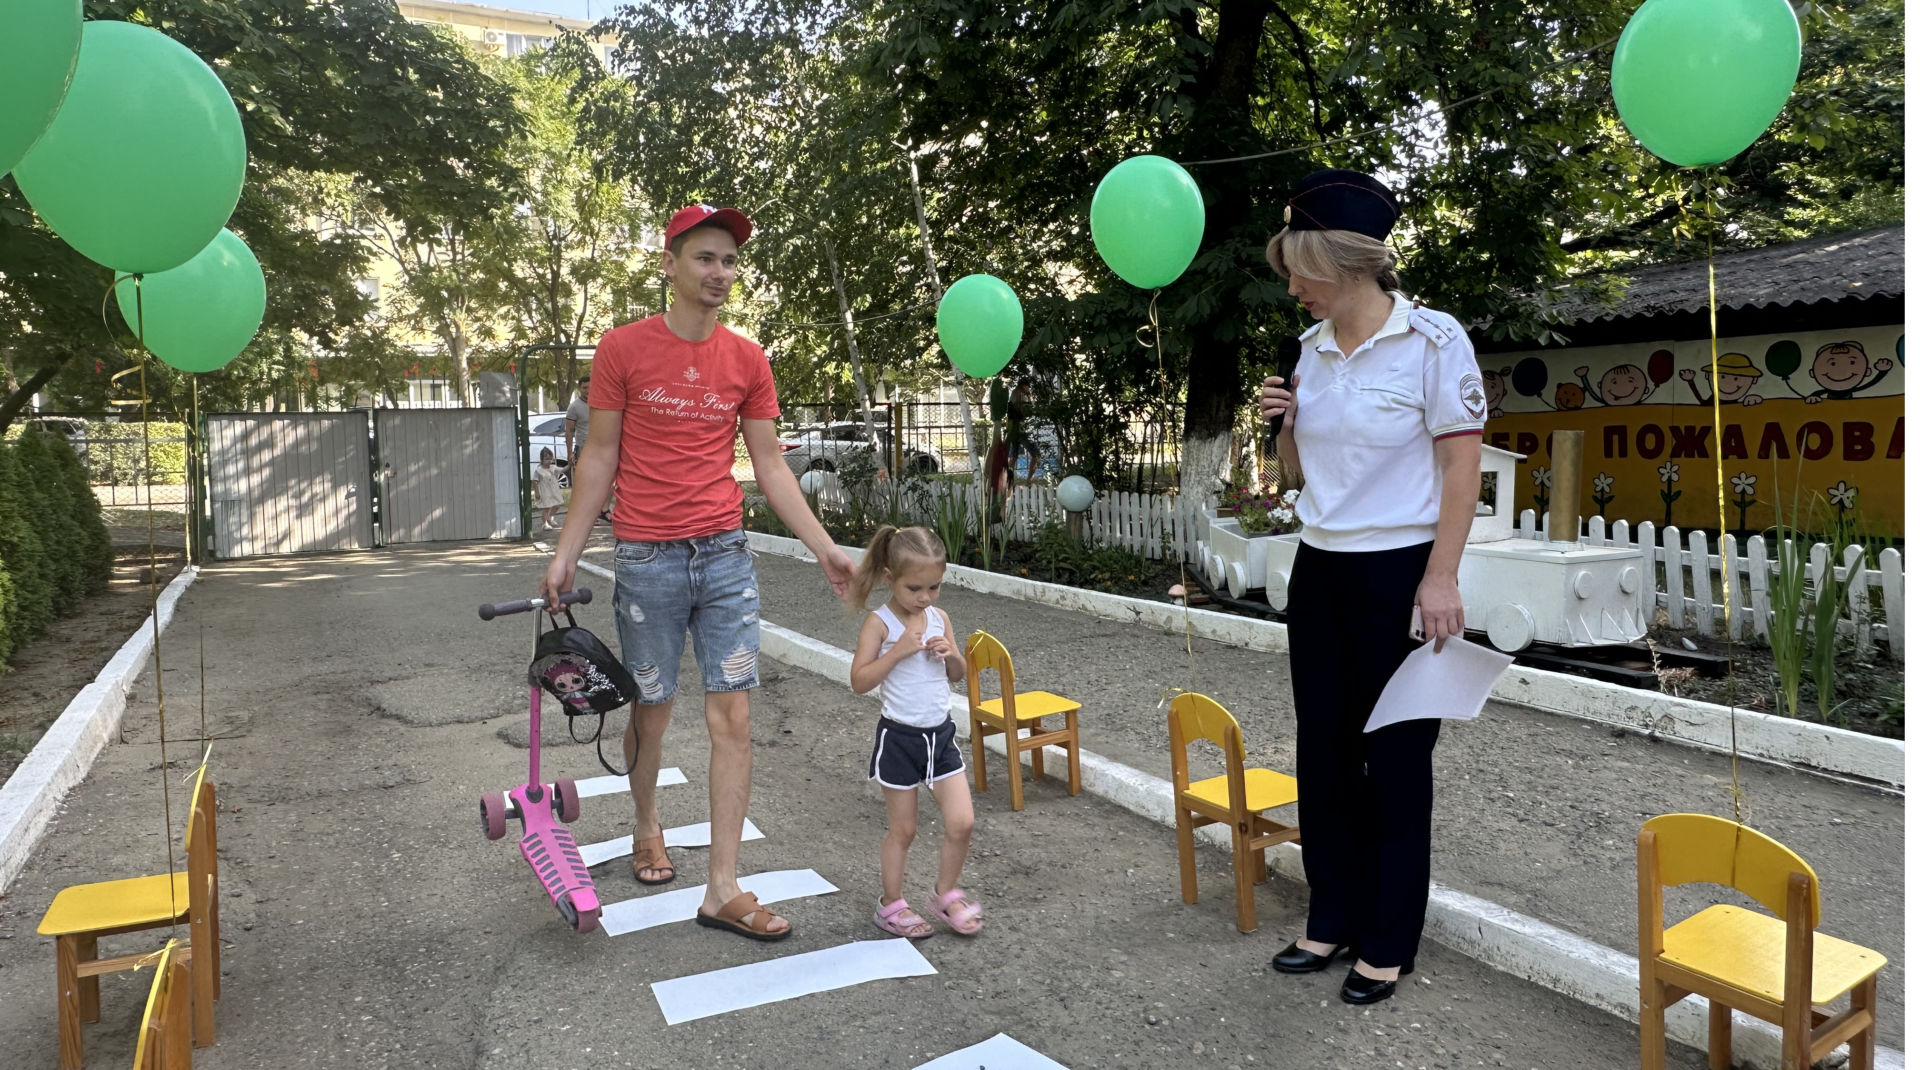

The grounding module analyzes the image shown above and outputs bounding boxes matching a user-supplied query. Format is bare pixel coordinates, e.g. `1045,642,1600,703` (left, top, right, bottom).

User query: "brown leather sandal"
631,830,676,886
694,891,792,942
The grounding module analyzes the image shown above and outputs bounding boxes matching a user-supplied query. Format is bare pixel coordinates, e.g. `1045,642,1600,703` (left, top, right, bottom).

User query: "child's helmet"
529,611,637,715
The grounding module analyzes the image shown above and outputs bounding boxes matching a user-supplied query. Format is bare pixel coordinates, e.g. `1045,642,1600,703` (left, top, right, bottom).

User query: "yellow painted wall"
1478,325,1904,535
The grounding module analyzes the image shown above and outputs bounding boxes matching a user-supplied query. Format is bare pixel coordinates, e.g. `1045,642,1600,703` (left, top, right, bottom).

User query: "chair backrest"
1169,692,1244,761
132,940,189,1070
964,631,1015,712
182,772,213,853
1641,813,1821,927
1166,692,1249,803
187,798,216,917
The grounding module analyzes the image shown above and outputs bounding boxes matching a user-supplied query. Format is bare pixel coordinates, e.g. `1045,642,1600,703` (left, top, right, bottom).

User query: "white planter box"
1203,517,1295,599
1459,538,1647,652
1262,533,1304,610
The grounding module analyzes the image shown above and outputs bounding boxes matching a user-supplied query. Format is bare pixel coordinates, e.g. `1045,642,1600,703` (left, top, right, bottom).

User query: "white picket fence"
1512,510,1904,661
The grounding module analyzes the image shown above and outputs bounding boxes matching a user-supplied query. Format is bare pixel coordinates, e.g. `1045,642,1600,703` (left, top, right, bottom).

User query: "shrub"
0,432,115,671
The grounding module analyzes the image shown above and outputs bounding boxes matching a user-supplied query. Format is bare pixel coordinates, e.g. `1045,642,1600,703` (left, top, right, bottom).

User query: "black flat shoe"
1339,967,1399,1005
1272,942,1347,974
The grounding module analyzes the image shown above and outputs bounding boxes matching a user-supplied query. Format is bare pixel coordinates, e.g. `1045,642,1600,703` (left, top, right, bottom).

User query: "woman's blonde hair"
1265,228,1403,293
846,525,947,608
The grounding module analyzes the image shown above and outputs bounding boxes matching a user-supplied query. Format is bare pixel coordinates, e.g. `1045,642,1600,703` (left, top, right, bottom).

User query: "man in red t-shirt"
542,204,854,942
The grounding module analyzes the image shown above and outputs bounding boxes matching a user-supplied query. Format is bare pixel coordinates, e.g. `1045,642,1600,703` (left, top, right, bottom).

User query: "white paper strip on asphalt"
579,819,765,867
599,868,838,937
651,937,936,1026
913,1034,1070,1069
576,768,686,799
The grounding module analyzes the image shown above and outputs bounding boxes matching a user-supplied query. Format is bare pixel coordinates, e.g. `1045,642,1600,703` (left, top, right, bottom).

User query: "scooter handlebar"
478,587,592,620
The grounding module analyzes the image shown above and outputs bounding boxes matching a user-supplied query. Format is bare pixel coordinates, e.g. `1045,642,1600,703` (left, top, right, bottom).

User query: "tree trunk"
0,358,68,433
903,145,984,492
1174,0,1271,512
822,236,884,458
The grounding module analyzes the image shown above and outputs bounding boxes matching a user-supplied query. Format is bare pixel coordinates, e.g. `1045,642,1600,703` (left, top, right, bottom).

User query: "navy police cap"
1283,169,1400,241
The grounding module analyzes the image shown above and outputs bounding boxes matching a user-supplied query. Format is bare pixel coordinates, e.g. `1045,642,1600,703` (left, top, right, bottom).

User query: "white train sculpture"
1202,442,1647,653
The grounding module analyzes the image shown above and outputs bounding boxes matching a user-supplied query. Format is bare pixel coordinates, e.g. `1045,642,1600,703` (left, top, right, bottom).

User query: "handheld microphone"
1267,336,1303,447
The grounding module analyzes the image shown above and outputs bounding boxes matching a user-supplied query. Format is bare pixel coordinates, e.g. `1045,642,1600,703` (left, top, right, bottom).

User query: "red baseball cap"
664,204,752,249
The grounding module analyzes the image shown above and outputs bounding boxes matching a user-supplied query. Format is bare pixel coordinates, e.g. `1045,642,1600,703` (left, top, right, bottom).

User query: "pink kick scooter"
477,589,600,933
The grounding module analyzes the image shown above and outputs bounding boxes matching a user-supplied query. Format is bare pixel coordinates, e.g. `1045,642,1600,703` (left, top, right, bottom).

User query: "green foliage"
0,431,113,669
930,487,972,563
1808,544,1865,724
1763,472,1811,720
1029,520,1153,593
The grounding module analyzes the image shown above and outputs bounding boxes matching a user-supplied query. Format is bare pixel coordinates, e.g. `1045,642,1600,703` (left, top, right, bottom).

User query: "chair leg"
1783,1008,1813,1070
76,934,100,1023
1175,807,1198,905
1251,847,1269,885
1707,1000,1731,1070
1849,976,1877,1070
1065,711,1081,795
1030,722,1045,780
1232,827,1257,933
970,720,988,794
1639,976,1667,1070
1007,732,1025,811
56,935,83,1070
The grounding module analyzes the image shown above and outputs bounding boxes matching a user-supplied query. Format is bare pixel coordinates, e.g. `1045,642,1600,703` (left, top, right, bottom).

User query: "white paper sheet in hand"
1363,638,1514,733
651,937,936,1025
579,819,765,867
914,1033,1070,1069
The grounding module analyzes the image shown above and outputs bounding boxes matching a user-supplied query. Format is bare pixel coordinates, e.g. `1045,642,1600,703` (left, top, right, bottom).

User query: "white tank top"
873,604,953,728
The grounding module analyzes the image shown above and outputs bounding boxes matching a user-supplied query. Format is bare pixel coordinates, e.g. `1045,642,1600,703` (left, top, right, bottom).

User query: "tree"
1,0,521,425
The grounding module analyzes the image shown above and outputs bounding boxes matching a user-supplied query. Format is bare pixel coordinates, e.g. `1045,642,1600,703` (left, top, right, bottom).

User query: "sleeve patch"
1459,373,1487,420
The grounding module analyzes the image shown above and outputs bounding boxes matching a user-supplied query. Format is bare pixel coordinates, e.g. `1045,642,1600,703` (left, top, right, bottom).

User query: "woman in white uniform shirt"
1258,169,1485,1005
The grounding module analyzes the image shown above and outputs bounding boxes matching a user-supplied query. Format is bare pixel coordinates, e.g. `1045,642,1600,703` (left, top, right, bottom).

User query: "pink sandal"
874,898,935,939
923,887,984,935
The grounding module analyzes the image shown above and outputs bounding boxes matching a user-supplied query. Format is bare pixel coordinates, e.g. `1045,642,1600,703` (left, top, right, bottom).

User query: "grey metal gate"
374,408,523,544
206,412,374,558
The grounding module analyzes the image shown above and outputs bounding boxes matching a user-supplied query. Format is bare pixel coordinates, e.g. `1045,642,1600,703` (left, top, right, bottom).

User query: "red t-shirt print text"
588,315,781,542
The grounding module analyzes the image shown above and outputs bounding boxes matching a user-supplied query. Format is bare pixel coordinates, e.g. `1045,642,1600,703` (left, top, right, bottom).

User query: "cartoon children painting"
1801,341,1895,403
1677,353,1765,405
1572,363,1654,406
1484,367,1509,418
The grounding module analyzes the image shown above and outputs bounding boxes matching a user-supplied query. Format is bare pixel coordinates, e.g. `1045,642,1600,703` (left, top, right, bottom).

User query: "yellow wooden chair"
963,630,1081,811
1638,813,1885,1070
40,774,220,1070
1168,692,1299,933
131,939,192,1070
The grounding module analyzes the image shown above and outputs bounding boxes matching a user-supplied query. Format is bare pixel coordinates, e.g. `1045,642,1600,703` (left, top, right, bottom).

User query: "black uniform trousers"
1286,539,1440,971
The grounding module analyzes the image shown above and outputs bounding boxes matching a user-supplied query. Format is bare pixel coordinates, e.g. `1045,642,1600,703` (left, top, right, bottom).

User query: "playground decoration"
13,20,247,274
1054,475,1094,513
0,0,82,177
1610,0,1802,167
936,273,1023,379
1089,155,1206,289
112,229,265,373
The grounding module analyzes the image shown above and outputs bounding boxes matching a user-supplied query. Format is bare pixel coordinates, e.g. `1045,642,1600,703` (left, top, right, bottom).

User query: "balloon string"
1137,289,1199,707
1685,180,1745,827
125,278,183,930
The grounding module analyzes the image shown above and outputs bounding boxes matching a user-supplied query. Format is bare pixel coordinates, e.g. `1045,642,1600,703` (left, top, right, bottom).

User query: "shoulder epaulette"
1408,307,1460,347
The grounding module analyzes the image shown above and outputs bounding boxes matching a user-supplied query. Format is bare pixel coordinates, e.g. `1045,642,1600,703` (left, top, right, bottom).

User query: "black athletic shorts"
867,716,965,790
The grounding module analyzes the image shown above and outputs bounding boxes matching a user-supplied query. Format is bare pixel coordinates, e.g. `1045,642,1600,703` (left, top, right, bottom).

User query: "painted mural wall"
1477,324,1904,535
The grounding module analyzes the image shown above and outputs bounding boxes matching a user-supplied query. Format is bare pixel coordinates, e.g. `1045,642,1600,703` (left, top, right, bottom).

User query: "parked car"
20,415,88,463
779,422,941,477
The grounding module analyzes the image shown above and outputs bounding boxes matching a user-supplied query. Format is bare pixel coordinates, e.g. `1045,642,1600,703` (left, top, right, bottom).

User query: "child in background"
533,447,566,529
847,525,982,938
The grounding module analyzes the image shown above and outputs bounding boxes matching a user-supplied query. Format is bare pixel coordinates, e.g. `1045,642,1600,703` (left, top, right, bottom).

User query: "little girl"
847,525,982,938
533,447,566,529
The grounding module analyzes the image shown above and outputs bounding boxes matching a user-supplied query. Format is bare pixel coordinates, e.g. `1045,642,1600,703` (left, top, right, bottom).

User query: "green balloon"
0,0,82,177
114,229,265,373
1089,155,1206,289
15,20,246,274
1764,339,1802,379
937,274,1024,379
1610,0,1802,167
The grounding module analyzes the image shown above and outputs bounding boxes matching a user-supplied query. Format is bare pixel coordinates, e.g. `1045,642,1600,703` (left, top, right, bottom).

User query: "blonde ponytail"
845,524,949,610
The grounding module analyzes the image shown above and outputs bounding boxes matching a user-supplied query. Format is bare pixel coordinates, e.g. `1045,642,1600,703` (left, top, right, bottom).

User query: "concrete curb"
757,616,1903,1070
746,532,1904,791
0,566,199,895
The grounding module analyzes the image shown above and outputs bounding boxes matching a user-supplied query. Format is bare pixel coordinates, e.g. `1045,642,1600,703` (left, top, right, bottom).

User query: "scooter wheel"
568,891,600,934
480,793,507,841
554,778,582,823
